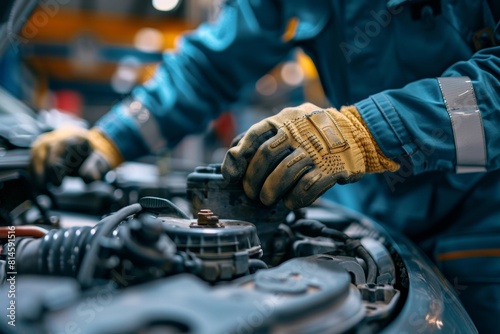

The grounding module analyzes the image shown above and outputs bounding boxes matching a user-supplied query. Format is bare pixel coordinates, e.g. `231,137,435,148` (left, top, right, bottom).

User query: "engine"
0,164,476,334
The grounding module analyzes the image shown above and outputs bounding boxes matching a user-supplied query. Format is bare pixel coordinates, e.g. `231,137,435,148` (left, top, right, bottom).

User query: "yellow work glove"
222,103,399,210
30,127,124,189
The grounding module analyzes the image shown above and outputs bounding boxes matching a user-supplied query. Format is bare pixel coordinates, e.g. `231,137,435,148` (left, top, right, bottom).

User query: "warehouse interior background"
0,0,328,165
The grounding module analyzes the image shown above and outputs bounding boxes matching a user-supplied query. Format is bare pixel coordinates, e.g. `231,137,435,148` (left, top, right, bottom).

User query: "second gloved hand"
30,127,124,189
222,103,399,210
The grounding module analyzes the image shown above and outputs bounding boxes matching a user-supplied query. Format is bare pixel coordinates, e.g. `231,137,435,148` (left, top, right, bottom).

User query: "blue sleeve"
96,0,292,160
356,23,500,174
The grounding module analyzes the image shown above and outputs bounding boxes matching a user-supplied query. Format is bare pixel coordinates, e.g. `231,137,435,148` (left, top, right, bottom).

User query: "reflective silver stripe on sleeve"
119,99,166,152
437,77,486,173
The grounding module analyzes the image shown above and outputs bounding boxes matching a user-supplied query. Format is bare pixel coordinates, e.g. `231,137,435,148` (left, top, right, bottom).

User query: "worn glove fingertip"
283,189,318,211
259,179,282,207
242,177,261,202
283,197,301,211
260,192,277,207
221,150,245,183
229,132,246,148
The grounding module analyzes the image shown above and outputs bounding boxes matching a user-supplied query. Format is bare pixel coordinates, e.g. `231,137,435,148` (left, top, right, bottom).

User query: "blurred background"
0,0,328,165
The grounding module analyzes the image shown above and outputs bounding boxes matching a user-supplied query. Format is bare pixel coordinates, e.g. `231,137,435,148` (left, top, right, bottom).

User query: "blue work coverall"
96,1,500,331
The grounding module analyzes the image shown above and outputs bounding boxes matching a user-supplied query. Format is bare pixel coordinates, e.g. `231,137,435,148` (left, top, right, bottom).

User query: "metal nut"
197,209,219,225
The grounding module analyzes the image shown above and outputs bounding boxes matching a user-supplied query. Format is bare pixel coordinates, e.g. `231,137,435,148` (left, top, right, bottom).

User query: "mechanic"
30,1,499,331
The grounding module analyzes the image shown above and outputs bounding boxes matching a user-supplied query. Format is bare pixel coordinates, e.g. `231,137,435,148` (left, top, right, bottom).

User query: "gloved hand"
222,103,399,210
30,127,124,189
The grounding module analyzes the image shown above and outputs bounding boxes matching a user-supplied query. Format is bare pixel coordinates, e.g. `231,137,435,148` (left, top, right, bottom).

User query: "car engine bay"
0,160,477,334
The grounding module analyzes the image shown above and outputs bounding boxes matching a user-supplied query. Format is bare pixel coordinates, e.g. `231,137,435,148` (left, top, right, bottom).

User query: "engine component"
10,203,145,281
0,160,480,334
161,210,263,281
8,200,197,286
6,256,367,334
14,225,96,276
361,237,396,285
186,164,290,224
290,219,379,284
0,170,51,226
7,197,263,284
187,164,290,262
358,283,400,320
0,192,480,334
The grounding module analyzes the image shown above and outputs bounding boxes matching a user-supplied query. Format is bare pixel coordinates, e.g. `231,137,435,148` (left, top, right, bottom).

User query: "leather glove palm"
222,103,399,210
30,127,124,189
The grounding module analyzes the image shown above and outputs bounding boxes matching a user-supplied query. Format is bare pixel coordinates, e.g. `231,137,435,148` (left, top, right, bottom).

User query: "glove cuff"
88,128,124,169
339,106,399,173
